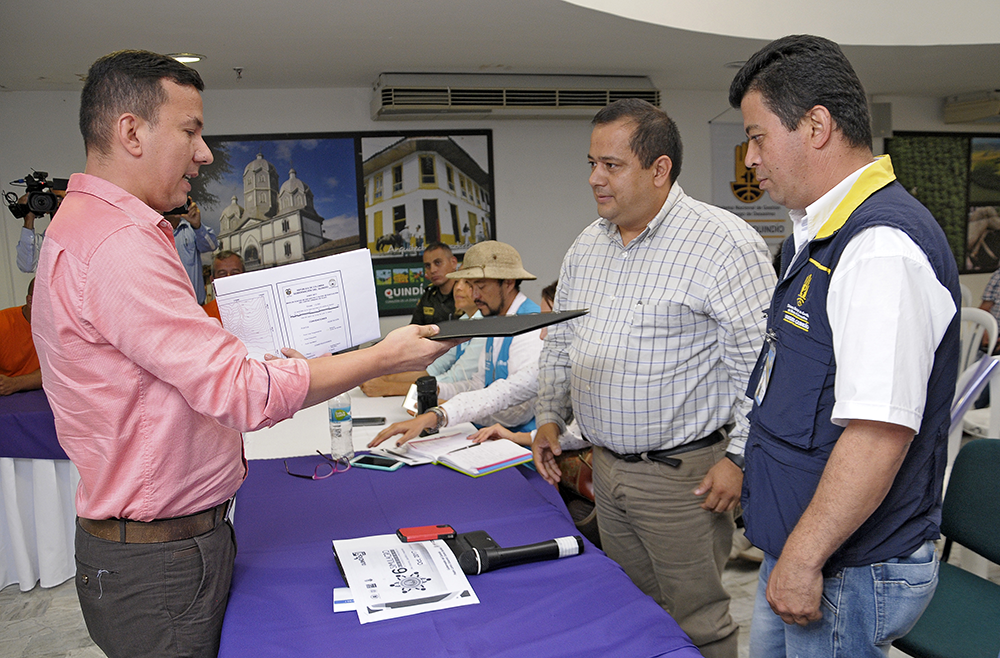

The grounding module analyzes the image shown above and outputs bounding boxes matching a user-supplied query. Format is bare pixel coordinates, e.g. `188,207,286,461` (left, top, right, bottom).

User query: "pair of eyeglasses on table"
283,451,352,480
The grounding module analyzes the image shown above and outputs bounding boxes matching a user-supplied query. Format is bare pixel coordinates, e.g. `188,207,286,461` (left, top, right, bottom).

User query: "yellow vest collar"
815,155,896,240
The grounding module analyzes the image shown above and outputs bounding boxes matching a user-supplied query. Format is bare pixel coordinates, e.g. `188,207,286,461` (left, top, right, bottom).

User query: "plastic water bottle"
328,392,354,462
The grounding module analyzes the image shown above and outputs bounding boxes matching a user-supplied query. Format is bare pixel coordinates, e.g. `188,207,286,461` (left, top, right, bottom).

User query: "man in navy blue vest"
729,35,960,656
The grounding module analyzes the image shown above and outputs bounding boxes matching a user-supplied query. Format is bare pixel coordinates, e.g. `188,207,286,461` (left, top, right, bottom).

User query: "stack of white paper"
332,533,478,623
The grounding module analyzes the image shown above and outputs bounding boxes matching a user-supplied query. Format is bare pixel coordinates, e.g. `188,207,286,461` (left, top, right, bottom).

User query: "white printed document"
332,533,478,623
212,249,380,360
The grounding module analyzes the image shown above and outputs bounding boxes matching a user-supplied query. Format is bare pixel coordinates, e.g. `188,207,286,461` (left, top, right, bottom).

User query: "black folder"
431,309,588,340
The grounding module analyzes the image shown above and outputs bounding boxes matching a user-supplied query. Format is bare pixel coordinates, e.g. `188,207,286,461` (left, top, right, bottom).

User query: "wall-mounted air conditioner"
371,73,660,121
944,90,1000,124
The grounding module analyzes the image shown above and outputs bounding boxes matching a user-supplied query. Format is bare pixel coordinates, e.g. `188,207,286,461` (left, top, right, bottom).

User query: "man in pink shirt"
31,50,451,658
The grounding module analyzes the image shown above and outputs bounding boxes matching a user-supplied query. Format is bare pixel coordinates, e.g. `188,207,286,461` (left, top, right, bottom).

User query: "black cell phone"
349,453,404,471
354,416,386,427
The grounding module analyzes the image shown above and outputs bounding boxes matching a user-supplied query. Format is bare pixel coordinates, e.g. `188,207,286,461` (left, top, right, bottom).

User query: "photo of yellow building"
363,135,492,257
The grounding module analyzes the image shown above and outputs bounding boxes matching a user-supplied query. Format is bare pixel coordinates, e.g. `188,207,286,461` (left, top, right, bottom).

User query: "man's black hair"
423,242,453,256
592,98,683,183
80,50,205,157
728,35,872,150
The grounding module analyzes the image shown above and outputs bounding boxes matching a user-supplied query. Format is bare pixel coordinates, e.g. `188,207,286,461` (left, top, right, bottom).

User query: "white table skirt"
0,457,79,591
0,389,405,592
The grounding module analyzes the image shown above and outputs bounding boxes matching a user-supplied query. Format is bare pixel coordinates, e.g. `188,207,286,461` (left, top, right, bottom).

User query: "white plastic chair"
952,310,998,581
950,357,997,483
958,307,997,376
950,358,1000,579
959,308,998,442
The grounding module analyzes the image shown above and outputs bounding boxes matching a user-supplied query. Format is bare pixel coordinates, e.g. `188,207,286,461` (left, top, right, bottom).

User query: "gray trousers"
74,519,237,658
593,441,738,658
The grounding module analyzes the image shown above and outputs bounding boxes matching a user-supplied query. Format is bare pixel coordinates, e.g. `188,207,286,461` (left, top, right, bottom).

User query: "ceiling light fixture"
168,53,205,64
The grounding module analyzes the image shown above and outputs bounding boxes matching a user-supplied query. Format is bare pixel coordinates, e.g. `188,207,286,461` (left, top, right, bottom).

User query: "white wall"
2,87,998,317
0,92,85,307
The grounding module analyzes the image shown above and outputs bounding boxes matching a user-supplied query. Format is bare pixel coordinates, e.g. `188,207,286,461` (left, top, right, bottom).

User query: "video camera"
5,171,69,219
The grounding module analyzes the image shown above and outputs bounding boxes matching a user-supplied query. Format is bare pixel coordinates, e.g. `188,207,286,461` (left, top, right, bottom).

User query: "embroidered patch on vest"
782,304,809,332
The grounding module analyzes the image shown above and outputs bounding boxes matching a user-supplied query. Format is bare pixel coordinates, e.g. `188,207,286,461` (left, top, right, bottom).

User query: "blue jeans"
749,540,938,658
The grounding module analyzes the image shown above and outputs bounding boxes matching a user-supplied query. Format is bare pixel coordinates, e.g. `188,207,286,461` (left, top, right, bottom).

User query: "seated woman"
360,278,484,397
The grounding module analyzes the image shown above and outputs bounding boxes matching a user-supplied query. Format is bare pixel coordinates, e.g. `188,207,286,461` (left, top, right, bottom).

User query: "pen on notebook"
447,443,481,454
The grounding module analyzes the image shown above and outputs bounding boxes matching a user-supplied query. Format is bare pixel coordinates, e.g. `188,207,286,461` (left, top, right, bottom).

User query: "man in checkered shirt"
533,99,775,658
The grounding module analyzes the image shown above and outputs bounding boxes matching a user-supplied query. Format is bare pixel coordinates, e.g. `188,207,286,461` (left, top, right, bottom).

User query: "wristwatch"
725,451,745,471
428,406,448,430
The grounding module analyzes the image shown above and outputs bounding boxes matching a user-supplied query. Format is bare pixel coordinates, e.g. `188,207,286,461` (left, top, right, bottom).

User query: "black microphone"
458,536,584,575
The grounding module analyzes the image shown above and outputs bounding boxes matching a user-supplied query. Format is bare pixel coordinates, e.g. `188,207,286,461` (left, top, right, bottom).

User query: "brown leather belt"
78,499,231,544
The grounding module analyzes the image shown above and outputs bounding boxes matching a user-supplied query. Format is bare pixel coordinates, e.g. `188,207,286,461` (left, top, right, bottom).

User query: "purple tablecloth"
0,389,67,460
219,457,702,658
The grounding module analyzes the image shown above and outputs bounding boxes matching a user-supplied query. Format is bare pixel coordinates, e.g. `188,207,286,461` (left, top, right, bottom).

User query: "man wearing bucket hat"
369,240,544,446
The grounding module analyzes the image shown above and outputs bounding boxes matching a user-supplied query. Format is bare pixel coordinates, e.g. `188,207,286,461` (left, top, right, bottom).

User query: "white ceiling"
569,0,1000,47
1,0,998,98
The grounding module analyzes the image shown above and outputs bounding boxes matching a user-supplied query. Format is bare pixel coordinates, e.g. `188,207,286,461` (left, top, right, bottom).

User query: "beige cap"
447,240,536,281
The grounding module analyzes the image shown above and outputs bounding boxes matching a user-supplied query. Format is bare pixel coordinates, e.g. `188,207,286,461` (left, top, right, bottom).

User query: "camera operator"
8,173,66,273
16,198,45,273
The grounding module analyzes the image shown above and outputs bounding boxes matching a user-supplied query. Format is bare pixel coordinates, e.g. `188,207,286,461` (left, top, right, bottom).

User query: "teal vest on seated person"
483,297,541,433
